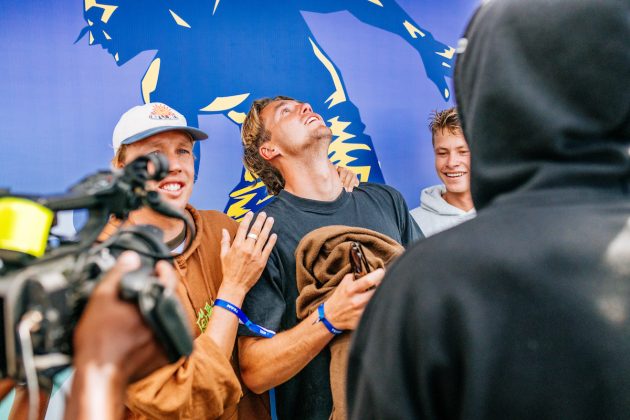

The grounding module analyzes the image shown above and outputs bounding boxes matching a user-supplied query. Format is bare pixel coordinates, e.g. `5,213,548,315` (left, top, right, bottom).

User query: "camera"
0,154,193,390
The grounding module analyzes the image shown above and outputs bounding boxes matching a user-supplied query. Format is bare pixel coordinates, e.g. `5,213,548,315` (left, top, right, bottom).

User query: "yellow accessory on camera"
0,197,53,258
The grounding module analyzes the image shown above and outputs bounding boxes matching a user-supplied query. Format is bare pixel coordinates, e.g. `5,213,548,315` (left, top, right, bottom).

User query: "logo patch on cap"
149,103,178,120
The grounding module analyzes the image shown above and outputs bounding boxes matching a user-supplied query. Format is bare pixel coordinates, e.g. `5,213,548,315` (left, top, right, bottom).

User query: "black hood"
454,0,630,210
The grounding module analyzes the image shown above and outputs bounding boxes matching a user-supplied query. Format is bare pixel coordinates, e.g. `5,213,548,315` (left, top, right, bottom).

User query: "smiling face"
121,130,195,211
433,129,471,195
259,99,331,157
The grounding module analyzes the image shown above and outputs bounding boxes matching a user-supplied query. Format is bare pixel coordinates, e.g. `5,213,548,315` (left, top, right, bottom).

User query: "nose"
300,102,313,114
166,152,182,174
446,153,459,168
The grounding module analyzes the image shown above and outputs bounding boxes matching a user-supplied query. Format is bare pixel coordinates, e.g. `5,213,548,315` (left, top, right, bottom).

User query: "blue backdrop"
0,0,478,216
0,0,479,416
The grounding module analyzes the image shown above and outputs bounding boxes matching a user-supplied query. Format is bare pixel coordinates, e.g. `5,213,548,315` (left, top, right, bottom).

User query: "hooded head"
454,0,630,210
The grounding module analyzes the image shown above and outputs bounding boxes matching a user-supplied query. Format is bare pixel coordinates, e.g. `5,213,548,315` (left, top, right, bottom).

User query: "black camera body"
0,155,193,387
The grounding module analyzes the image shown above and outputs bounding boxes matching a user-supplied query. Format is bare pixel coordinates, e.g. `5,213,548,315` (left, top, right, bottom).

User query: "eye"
281,107,290,115
178,148,192,156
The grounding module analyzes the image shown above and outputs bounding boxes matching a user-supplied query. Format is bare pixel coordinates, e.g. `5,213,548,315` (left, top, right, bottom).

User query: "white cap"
112,103,208,154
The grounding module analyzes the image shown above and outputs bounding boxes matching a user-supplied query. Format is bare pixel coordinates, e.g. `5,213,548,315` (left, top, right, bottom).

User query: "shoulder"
357,182,405,200
197,209,235,224
359,182,401,194
356,182,409,213
192,207,238,234
254,196,283,216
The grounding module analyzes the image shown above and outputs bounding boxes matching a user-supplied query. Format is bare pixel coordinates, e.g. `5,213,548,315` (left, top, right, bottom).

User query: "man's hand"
73,251,172,383
205,212,277,357
220,211,277,296
67,252,176,420
237,269,385,393
321,269,385,331
336,166,360,192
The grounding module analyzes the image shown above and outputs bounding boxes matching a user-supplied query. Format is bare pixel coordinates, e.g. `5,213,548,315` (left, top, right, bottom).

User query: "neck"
128,207,186,243
442,190,474,212
282,155,343,201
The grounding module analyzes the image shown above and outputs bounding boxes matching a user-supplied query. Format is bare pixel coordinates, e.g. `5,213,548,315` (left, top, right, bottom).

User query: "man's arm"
400,202,424,246
300,0,455,100
65,252,173,420
7,252,171,420
125,212,276,418
208,211,277,357
383,185,424,245
124,334,242,419
239,270,384,393
238,309,332,394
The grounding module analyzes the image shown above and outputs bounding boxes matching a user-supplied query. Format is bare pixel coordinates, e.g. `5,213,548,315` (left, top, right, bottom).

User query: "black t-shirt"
238,182,422,420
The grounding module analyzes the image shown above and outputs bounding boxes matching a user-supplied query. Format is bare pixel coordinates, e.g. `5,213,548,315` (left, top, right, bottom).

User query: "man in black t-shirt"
237,96,422,420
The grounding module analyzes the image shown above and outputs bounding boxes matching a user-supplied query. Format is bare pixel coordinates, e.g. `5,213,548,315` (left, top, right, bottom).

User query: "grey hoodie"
409,184,476,237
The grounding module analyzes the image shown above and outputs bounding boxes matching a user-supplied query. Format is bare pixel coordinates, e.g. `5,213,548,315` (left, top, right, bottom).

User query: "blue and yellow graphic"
80,0,455,218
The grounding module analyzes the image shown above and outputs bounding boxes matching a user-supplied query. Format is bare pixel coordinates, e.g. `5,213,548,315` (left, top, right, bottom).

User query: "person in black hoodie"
347,0,630,418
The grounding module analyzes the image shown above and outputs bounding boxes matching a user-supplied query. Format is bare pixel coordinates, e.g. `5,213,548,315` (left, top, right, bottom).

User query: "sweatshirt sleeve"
125,333,242,419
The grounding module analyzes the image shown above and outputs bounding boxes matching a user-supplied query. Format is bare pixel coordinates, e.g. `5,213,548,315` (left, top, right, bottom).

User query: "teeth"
307,117,317,124
161,183,182,191
445,172,464,178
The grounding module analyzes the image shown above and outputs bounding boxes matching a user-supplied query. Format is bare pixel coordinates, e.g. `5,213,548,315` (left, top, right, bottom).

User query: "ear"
259,144,280,161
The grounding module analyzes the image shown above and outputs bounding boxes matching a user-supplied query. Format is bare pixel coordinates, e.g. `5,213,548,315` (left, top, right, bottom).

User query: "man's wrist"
317,303,343,335
213,299,277,338
216,282,247,306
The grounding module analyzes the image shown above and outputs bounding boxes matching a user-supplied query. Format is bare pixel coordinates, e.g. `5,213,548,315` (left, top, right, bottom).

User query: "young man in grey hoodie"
410,107,476,236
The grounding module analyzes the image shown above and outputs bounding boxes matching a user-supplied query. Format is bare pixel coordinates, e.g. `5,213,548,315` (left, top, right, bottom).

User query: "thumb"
352,268,385,292
220,229,231,258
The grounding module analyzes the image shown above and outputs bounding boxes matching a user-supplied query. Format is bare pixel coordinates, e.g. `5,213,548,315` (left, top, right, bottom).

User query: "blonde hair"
429,107,464,144
111,144,128,168
241,96,293,196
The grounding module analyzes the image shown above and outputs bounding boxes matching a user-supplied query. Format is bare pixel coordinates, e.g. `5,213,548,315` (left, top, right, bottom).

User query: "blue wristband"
317,303,343,335
213,299,276,338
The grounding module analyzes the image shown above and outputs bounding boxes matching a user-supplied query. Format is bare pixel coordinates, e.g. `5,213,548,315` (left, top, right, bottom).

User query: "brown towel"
295,225,404,420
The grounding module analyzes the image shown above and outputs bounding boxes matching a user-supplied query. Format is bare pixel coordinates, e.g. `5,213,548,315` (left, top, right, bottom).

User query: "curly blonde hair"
241,96,294,196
